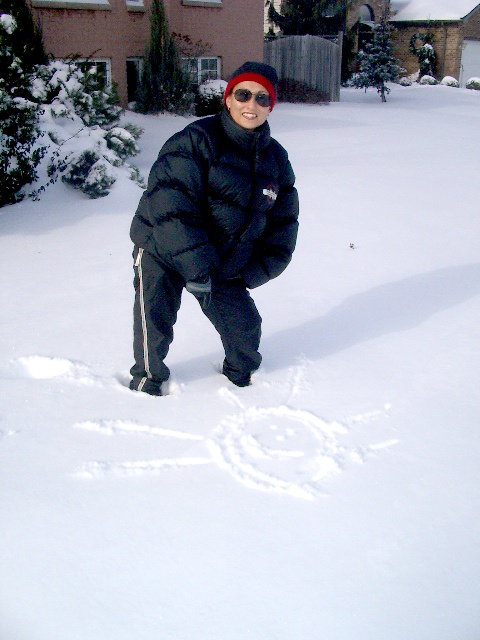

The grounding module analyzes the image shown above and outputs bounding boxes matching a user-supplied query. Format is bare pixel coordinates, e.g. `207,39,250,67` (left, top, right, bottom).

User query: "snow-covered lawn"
1,84,479,640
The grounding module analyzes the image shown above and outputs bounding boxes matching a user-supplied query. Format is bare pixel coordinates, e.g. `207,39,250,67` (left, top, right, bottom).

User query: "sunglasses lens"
234,89,251,102
255,94,271,107
233,89,271,107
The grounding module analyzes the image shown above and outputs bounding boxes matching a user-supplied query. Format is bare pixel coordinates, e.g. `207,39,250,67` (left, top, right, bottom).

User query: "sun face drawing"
68,357,397,500
1,354,396,499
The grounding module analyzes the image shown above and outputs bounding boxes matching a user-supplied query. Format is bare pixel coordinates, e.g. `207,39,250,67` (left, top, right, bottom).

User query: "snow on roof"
390,0,480,21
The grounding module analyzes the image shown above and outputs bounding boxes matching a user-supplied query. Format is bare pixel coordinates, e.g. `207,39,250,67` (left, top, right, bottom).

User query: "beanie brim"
223,72,276,109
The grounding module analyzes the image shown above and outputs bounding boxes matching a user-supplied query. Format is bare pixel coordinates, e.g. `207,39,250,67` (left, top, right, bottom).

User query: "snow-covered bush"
29,59,144,199
62,149,116,199
399,76,412,86
419,75,437,85
105,124,141,160
466,77,480,90
2,11,141,204
440,76,459,87
410,34,436,79
194,79,226,116
32,59,121,128
0,14,47,206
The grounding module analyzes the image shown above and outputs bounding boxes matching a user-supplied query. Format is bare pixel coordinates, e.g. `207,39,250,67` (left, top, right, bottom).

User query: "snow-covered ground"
1,84,479,640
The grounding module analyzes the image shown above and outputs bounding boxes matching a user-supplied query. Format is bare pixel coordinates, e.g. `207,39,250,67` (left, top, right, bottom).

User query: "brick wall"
345,3,480,82
33,1,150,105
464,5,480,38
169,0,264,80
32,0,264,106
391,22,464,79
347,0,386,30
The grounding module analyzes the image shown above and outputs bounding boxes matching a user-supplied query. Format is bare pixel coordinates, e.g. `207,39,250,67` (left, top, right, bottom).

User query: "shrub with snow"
466,77,480,90
29,59,144,199
194,79,226,116
440,76,459,87
105,125,141,161
399,76,413,86
62,149,116,199
410,35,436,79
32,59,122,128
419,75,437,85
0,13,47,206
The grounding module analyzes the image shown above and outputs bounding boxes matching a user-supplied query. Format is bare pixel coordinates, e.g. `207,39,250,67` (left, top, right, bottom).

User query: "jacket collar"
220,108,271,153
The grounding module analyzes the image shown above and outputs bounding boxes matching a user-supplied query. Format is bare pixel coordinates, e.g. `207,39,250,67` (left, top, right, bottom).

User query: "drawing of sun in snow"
69,358,397,500
207,402,348,499
204,374,396,499
1,355,396,499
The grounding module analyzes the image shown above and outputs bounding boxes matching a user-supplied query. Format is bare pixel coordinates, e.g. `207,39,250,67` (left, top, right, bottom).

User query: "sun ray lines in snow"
1,355,396,498
60,359,398,499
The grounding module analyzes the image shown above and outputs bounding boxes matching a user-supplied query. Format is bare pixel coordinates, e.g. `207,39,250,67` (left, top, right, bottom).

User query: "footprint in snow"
0,355,97,383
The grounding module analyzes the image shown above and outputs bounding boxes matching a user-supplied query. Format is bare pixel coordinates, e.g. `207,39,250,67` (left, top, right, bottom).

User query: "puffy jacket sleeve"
130,126,220,282
241,149,299,289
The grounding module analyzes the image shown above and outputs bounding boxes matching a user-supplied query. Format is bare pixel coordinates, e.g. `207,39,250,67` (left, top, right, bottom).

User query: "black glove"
185,275,212,309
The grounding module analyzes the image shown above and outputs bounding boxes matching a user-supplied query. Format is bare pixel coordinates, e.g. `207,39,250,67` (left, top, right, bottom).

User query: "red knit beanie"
223,61,278,109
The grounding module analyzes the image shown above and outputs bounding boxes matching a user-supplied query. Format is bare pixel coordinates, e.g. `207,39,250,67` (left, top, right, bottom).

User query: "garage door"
460,39,480,86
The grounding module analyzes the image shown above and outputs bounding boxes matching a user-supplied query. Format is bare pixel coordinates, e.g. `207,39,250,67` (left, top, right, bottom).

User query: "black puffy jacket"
130,108,299,289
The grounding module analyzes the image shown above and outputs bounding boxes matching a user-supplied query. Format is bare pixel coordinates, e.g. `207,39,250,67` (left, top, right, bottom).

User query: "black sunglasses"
233,88,271,108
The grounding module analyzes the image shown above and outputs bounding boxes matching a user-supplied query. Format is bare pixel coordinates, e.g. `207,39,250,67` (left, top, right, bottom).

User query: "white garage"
460,39,480,86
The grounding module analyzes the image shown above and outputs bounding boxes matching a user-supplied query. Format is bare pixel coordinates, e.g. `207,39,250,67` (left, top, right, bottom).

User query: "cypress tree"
135,0,193,114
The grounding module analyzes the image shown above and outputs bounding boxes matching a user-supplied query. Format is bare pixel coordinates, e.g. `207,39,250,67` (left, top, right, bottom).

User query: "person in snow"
129,61,299,396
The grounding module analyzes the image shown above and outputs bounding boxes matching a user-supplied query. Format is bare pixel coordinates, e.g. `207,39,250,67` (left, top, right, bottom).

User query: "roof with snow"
390,0,480,21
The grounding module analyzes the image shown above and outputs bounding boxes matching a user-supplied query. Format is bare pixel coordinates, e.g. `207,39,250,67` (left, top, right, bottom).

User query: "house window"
181,57,221,86
359,4,374,23
31,0,111,9
126,57,143,103
78,59,111,89
182,0,222,7
125,0,145,11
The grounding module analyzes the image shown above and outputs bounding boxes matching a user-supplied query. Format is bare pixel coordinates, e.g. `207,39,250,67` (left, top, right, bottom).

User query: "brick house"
389,1,480,85
264,2,480,86
347,1,480,85
30,0,264,106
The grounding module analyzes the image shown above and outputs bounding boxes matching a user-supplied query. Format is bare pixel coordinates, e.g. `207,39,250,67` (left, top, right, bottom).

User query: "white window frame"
182,56,221,86
182,0,222,7
77,58,112,89
31,0,111,9
125,0,145,11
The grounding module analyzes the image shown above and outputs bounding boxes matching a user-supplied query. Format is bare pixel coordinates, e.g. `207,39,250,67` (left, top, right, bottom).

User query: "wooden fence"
264,34,342,102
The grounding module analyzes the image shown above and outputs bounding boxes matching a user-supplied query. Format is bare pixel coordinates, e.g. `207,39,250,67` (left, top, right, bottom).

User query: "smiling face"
225,80,271,130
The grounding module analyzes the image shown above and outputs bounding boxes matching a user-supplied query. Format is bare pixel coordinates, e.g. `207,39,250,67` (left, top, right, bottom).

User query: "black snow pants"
130,247,262,394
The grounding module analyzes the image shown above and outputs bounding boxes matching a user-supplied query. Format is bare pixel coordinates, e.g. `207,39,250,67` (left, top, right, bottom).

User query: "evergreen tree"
352,2,402,102
0,13,46,206
0,0,47,72
135,0,193,114
266,0,353,37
